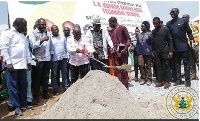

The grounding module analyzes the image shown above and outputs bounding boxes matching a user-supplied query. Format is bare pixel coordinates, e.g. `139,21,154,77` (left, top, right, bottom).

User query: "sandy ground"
0,86,62,119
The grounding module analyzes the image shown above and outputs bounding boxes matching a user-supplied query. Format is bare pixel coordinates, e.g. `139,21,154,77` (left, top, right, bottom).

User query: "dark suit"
152,26,173,83
167,18,194,82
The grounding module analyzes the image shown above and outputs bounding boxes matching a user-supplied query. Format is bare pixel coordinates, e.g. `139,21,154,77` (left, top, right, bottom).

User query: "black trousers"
70,64,90,85
169,56,176,82
189,48,196,78
67,62,71,81
32,61,50,99
133,53,138,78
174,51,190,82
155,53,172,83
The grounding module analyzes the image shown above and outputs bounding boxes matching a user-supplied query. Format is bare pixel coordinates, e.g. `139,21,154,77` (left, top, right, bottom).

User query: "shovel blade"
104,64,131,71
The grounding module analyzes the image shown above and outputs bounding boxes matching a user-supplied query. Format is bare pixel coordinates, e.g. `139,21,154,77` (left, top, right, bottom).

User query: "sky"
0,1,9,36
146,1,199,24
0,1,199,27
0,1,8,25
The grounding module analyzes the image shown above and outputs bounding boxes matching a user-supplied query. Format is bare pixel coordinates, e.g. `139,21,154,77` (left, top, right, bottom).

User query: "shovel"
90,57,131,72
81,49,131,71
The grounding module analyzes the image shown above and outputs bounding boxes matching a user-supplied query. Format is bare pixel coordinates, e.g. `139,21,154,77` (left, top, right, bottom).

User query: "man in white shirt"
29,18,53,102
86,18,114,73
50,25,69,94
67,25,93,85
7,28,37,110
0,18,32,116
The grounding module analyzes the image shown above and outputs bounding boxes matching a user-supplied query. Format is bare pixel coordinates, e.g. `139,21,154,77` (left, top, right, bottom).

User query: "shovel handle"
90,57,108,67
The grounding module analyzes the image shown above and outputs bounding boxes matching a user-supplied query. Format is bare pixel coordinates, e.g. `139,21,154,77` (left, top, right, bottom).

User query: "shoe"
146,81,152,86
171,78,176,82
25,106,33,110
14,108,23,116
190,76,196,80
8,105,15,111
43,94,50,99
153,73,156,77
155,81,165,87
21,106,33,110
139,79,145,85
173,80,183,86
63,88,68,92
32,98,40,103
126,85,129,90
133,78,138,82
27,101,38,105
185,81,191,87
164,82,171,89
53,91,59,95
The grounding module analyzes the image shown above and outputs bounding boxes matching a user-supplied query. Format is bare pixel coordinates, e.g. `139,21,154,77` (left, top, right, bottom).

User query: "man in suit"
167,8,194,87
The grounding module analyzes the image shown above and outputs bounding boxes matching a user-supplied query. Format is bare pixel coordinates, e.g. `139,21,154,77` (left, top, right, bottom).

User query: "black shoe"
43,94,50,99
32,98,40,103
173,80,183,86
53,91,59,95
63,87,68,92
153,73,156,77
185,81,191,87
8,105,15,111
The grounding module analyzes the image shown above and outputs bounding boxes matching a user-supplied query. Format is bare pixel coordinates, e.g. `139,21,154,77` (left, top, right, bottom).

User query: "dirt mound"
37,70,148,119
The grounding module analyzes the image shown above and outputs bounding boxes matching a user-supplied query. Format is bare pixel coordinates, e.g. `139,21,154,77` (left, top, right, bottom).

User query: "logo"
166,86,199,119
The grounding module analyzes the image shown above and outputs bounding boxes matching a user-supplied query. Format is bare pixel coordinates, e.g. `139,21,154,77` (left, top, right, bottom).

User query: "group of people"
0,16,131,116
130,8,198,89
0,7,198,117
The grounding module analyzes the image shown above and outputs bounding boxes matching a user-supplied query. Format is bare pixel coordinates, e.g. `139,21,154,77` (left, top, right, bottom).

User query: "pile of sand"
37,70,172,119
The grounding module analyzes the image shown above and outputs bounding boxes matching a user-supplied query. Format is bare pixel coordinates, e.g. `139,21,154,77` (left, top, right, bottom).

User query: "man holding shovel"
86,18,114,73
108,17,131,88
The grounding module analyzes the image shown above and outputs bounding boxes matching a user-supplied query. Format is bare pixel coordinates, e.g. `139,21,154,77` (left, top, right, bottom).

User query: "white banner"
8,1,152,39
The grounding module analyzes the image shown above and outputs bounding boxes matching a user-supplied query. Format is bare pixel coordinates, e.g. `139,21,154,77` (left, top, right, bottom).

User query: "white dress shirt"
0,28,31,69
29,28,53,62
51,34,68,61
85,29,113,59
67,35,93,66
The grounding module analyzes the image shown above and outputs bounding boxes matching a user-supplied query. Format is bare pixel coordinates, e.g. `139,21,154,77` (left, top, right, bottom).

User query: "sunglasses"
170,11,176,14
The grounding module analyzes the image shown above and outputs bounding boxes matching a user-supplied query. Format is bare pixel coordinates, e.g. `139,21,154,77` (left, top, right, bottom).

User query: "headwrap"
142,21,150,31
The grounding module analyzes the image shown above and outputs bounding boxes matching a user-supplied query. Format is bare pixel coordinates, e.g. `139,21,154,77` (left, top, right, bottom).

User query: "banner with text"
8,1,152,39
